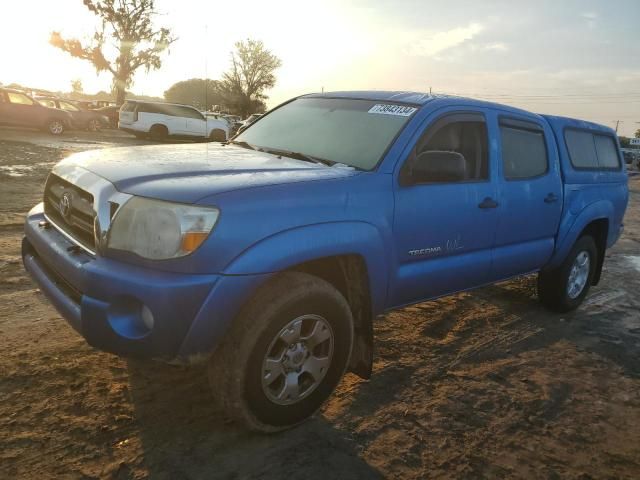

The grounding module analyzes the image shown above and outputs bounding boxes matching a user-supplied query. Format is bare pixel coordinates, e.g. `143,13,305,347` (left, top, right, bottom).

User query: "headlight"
107,197,219,260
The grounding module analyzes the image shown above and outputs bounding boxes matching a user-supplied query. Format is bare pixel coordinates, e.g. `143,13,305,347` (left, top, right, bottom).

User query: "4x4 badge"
59,192,73,220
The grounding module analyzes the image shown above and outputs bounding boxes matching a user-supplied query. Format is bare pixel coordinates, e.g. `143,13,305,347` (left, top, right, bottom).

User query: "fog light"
107,296,153,340
141,305,154,330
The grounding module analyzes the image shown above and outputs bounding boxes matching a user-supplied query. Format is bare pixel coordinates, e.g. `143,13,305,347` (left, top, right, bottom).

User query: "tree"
635,129,640,139
220,39,281,117
71,79,83,94
50,0,175,105
619,136,630,148
164,78,224,111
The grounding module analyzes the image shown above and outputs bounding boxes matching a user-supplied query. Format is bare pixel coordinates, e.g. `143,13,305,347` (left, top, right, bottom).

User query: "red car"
0,88,72,135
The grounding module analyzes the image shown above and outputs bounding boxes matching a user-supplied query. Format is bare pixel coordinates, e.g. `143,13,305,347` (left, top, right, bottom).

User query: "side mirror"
409,150,467,184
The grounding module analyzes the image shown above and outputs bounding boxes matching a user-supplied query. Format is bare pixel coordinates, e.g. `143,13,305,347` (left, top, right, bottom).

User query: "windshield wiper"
228,140,256,151
259,147,335,166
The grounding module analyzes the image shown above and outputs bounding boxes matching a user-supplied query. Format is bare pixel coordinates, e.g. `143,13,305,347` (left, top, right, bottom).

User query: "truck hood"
55,143,360,203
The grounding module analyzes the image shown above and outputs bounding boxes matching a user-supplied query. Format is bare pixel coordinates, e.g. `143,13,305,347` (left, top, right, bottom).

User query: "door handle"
544,193,559,203
478,197,499,209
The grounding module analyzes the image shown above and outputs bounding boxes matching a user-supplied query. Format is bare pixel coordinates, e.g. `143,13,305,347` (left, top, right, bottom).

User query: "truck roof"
303,90,615,135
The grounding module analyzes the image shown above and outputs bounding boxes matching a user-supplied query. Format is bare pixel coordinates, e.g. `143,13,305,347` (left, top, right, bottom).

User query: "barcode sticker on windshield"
368,104,417,116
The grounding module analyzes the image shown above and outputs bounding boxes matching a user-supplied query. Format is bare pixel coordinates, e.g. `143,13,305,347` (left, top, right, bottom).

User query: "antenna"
204,24,208,112
205,24,209,154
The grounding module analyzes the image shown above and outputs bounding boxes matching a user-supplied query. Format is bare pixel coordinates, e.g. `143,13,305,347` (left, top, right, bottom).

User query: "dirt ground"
1,126,639,479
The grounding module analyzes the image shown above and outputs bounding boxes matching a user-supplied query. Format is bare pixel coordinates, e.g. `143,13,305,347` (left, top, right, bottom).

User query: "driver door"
389,112,498,307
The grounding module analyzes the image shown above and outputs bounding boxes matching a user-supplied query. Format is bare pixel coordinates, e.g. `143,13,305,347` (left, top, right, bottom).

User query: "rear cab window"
565,129,621,170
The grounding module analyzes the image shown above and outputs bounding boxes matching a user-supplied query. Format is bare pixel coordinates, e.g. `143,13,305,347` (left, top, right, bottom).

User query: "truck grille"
43,174,96,252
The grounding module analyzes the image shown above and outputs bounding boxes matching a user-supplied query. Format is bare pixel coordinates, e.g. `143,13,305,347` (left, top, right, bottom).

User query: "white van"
118,100,229,141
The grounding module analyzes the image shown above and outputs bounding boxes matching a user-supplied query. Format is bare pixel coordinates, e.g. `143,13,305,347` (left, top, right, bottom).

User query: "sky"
2,0,640,136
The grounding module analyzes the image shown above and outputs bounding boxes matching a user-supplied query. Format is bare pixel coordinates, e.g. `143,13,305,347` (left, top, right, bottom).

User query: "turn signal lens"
181,231,210,253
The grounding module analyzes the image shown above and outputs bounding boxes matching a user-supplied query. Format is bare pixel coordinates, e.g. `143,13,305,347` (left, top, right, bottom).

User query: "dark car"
94,105,120,129
36,97,109,131
0,88,72,135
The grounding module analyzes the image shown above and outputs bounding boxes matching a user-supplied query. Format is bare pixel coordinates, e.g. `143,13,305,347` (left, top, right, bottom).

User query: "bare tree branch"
50,0,175,105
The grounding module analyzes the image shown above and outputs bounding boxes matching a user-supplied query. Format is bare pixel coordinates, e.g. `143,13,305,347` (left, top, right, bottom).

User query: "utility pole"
614,120,620,134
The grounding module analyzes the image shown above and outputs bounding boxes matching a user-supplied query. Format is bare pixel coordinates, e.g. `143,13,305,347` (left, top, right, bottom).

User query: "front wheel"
208,272,353,432
538,235,598,313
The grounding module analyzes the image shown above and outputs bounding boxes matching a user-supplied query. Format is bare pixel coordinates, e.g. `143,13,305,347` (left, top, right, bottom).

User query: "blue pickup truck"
23,91,628,431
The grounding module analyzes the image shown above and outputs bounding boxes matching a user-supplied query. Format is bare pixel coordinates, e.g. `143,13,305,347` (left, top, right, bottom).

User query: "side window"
121,102,137,112
500,122,548,179
38,99,57,108
409,117,489,183
565,129,621,170
59,101,79,112
594,134,620,168
180,106,204,120
138,103,157,114
565,130,598,168
7,92,34,106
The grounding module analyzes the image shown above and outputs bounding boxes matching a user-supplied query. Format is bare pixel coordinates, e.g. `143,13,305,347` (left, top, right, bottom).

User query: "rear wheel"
47,119,65,135
209,129,226,142
538,235,598,313
208,272,353,432
149,124,168,141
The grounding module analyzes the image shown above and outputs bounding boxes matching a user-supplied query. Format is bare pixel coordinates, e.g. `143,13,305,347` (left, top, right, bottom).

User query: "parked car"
0,88,72,135
237,113,263,134
621,149,640,171
118,100,229,141
36,97,109,131
94,105,120,129
22,91,628,432
222,114,243,136
74,100,116,110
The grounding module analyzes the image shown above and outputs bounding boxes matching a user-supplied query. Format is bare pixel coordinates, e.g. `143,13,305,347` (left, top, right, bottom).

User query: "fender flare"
546,200,613,270
224,221,390,315
176,222,390,363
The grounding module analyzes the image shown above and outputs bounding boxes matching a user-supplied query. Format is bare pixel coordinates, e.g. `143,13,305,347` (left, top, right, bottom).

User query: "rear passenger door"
491,115,563,280
183,107,207,137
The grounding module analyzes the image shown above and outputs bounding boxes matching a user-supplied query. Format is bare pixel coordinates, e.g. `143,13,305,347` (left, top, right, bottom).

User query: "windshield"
235,97,417,170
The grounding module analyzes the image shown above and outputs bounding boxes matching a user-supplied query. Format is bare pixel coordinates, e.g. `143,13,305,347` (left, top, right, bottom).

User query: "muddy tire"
208,272,353,432
538,235,598,313
46,119,65,135
149,124,168,141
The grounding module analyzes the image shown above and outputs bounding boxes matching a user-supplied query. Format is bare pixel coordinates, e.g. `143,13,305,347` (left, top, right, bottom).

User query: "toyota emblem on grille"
59,192,73,220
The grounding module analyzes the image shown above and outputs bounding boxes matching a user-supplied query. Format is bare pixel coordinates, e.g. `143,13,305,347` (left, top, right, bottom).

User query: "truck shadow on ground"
125,359,384,479
124,267,639,478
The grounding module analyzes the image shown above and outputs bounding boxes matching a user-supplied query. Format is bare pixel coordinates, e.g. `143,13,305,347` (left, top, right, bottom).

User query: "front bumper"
23,203,270,362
